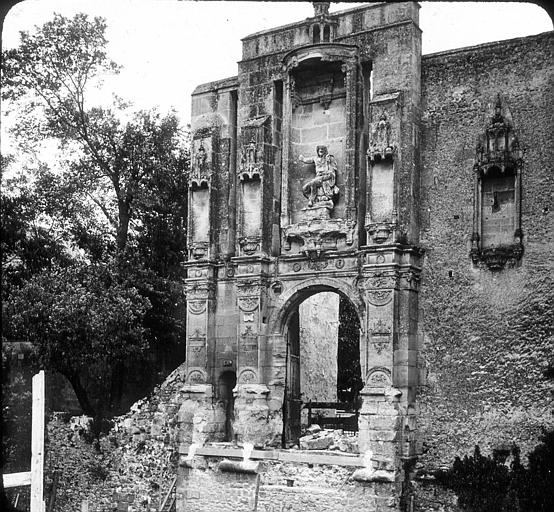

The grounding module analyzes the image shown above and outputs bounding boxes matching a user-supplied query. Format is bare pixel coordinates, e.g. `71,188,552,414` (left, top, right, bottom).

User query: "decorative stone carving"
363,272,395,306
471,94,524,270
185,281,215,301
188,300,207,315
365,221,398,245
236,279,265,298
189,137,213,187
306,258,328,271
239,138,264,180
238,369,257,384
241,325,256,338
313,2,330,17
399,269,421,291
188,241,209,260
368,112,396,161
370,319,392,354
366,367,392,387
299,145,339,209
237,297,259,313
238,236,261,255
283,218,356,257
187,370,206,385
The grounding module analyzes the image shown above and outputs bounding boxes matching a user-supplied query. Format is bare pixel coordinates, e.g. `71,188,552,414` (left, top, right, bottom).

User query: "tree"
5,262,150,417
2,13,189,256
2,13,189,412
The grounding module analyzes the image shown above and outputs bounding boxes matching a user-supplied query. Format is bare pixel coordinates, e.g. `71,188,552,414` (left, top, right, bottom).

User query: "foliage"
1,12,189,422
4,262,150,417
1,346,33,474
2,13,188,255
435,436,554,512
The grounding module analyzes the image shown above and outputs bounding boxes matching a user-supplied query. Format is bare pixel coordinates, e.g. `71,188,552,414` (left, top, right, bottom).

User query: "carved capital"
188,241,209,261
185,281,215,301
365,222,398,245
238,236,261,256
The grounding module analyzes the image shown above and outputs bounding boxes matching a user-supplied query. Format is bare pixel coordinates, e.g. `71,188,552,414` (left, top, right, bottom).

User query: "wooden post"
31,370,45,512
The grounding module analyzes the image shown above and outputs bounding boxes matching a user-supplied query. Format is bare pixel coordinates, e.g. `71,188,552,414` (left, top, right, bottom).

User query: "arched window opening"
323,24,331,42
313,24,320,43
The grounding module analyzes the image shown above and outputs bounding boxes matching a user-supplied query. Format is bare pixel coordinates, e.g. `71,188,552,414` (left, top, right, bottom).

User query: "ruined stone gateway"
178,2,553,510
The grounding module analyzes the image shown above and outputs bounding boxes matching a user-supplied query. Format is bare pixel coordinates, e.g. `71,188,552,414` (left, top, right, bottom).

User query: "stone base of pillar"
357,386,404,485
233,384,282,447
177,384,225,445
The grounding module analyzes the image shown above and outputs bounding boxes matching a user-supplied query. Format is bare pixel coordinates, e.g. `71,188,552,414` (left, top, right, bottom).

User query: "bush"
435,432,554,512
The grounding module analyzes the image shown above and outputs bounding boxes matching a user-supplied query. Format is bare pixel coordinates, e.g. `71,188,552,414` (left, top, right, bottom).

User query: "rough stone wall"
178,459,399,512
299,292,339,403
418,31,554,473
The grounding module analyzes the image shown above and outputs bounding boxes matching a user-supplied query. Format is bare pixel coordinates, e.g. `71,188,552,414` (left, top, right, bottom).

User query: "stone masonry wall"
299,292,339,404
178,458,399,512
418,30,554,477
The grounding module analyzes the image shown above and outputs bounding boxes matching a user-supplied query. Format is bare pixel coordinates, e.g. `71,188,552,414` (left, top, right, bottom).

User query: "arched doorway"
281,289,362,447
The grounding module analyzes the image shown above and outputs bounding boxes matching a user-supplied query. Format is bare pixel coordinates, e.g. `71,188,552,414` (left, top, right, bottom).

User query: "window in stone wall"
471,95,524,270
313,24,320,43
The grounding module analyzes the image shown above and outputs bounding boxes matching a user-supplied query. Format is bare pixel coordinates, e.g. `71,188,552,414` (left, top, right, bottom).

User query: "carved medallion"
238,369,257,384
366,367,391,387
293,263,302,272
335,258,345,269
367,290,393,306
187,370,206,385
238,297,259,312
188,300,207,315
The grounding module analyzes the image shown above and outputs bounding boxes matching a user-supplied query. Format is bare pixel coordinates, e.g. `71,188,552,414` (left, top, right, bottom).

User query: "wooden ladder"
159,476,177,512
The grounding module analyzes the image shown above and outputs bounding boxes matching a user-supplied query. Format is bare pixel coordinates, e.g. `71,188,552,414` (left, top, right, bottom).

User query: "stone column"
356,268,404,492
179,278,219,443
342,58,359,224
233,278,279,446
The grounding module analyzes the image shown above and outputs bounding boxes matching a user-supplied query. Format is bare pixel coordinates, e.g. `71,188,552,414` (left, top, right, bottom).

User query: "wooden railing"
304,400,361,433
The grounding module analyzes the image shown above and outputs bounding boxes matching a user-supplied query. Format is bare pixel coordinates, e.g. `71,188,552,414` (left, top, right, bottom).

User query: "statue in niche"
195,141,207,172
299,145,339,207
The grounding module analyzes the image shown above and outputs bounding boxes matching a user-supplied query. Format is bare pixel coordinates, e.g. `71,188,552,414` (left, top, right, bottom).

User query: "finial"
313,2,330,17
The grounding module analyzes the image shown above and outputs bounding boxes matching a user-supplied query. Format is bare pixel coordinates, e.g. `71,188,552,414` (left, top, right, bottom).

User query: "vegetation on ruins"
1,12,189,440
434,434,554,512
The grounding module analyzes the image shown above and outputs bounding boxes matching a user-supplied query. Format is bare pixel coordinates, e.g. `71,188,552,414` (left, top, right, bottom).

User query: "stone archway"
270,280,365,447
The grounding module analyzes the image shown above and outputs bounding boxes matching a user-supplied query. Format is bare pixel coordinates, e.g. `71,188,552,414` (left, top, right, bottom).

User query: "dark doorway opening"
218,371,236,441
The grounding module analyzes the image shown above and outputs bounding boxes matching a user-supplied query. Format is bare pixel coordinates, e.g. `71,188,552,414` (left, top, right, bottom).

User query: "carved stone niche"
367,111,396,163
365,108,398,245
471,94,524,271
238,116,270,181
188,132,215,260
237,117,270,257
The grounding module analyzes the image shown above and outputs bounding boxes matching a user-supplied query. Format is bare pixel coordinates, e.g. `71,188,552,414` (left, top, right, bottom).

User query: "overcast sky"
2,1,552,125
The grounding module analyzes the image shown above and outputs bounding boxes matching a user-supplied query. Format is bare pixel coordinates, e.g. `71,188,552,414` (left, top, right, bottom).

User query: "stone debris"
298,427,358,453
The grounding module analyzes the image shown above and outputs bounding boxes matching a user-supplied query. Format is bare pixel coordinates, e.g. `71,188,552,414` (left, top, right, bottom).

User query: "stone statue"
299,145,339,207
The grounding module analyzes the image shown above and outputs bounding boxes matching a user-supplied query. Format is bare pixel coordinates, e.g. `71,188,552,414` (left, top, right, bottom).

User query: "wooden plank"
2,471,31,488
31,370,45,512
178,444,365,467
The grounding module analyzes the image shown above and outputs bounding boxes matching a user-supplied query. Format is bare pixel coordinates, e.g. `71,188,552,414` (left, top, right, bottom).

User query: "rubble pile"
298,424,358,453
